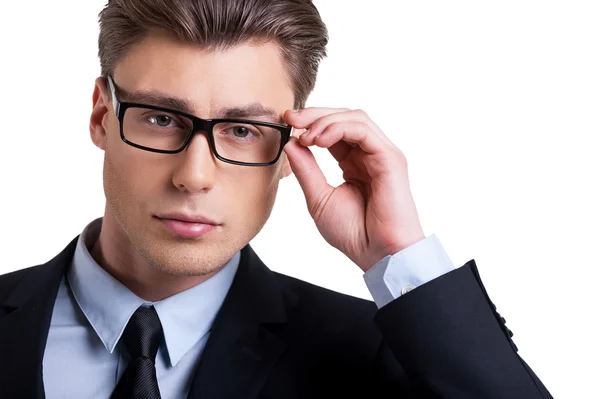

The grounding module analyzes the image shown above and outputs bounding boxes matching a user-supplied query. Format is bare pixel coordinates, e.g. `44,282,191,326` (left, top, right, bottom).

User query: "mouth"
153,212,221,239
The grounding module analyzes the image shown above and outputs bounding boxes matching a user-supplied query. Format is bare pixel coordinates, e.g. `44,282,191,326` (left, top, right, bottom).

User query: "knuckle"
355,122,370,137
352,108,368,117
396,151,408,168
309,122,323,135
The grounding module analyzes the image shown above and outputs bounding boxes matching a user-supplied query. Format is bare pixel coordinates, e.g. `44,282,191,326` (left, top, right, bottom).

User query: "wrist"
361,231,426,272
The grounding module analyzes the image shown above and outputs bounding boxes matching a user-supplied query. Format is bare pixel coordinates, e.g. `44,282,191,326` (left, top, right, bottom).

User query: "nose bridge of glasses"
185,118,214,156
190,117,213,137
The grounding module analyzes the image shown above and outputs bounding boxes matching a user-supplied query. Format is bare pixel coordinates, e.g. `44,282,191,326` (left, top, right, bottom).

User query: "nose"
171,132,217,194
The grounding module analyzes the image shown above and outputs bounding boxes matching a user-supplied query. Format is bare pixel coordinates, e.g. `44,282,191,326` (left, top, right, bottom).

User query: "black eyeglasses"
106,76,292,167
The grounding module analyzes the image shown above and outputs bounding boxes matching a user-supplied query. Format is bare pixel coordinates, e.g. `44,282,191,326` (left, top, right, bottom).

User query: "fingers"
286,108,393,144
285,108,394,154
283,137,333,212
284,108,351,129
290,127,307,139
302,121,384,155
327,140,352,163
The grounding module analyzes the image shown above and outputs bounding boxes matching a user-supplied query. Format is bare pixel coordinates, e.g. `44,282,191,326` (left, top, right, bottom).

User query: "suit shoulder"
0,265,41,301
273,271,378,322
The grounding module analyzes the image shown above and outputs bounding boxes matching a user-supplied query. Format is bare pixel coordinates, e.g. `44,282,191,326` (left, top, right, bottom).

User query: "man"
0,0,553,398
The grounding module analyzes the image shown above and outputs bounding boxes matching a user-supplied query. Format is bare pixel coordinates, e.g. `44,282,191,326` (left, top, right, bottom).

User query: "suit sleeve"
372,260,553,398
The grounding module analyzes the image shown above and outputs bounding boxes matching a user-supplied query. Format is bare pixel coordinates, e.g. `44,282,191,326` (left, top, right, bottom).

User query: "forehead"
112,30,295,118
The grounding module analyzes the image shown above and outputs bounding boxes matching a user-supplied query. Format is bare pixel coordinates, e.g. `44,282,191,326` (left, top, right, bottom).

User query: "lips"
155,212,219,225
154,212,220,239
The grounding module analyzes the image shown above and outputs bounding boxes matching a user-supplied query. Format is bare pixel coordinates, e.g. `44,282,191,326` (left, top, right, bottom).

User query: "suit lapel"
0,236,77,399
0,238,288,398
187,245,288,399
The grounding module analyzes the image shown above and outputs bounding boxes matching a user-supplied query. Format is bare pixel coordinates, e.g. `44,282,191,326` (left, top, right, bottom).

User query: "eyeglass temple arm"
106,75,119,115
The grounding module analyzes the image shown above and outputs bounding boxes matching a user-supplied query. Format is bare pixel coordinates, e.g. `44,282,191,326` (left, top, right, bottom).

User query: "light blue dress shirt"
42,217,454,398
43,218,239,399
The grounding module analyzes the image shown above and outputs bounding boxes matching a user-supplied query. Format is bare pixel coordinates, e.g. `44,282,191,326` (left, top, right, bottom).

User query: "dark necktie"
111,305,163,399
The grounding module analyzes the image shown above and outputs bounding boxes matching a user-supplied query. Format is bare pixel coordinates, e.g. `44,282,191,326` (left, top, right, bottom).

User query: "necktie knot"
123,305,163,362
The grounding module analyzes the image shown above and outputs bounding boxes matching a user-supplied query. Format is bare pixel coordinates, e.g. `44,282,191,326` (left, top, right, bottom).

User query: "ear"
89,77,111,151
279,151,292,179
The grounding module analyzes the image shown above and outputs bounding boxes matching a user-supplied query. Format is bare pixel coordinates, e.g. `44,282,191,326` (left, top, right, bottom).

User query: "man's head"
88,0,328,281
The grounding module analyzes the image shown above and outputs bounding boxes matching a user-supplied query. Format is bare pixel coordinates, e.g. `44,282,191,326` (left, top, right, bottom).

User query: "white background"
1,1,598,397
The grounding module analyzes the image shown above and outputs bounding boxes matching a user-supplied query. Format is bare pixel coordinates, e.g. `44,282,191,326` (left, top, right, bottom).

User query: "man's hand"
283,107,426,273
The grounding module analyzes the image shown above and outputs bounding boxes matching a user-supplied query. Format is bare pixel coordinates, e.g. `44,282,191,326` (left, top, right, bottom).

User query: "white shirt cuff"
363,234,455,308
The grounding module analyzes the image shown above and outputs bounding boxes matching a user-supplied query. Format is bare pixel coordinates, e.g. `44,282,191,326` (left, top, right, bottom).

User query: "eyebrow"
117,86,285,124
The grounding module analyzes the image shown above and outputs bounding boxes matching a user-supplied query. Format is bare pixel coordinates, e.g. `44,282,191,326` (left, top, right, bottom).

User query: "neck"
90,212,218,302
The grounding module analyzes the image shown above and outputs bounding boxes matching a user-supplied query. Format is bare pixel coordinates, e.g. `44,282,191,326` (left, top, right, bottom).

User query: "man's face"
90,31,294,277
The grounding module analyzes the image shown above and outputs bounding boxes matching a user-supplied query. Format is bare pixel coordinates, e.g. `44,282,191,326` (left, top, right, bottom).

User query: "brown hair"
98,0,329,109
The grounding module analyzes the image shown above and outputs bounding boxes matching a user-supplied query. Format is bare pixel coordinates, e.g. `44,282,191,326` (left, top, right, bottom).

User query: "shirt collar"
67,217,239,367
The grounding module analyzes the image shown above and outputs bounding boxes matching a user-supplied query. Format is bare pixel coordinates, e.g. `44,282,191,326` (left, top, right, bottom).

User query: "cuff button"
401,285,416,295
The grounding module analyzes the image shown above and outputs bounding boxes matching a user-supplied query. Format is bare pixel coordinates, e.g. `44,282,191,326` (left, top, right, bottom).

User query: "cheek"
103,139,161,213
103,149,134,211
224,166,281,218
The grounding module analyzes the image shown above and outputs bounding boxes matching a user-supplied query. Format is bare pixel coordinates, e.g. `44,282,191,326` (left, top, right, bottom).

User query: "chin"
159,265,217,278
139,239,235,277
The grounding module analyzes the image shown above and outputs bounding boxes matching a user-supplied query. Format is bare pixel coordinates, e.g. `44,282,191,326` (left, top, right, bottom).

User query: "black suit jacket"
0,236,552,398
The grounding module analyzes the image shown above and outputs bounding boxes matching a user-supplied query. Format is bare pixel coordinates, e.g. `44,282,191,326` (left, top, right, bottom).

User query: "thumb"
283,137,332,212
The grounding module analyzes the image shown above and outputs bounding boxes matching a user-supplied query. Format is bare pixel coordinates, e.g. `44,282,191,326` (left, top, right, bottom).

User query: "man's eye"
232,126,250,138
148,115,172,127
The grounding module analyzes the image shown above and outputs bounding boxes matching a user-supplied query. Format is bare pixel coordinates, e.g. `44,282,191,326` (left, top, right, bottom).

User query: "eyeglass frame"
105,75,293,167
